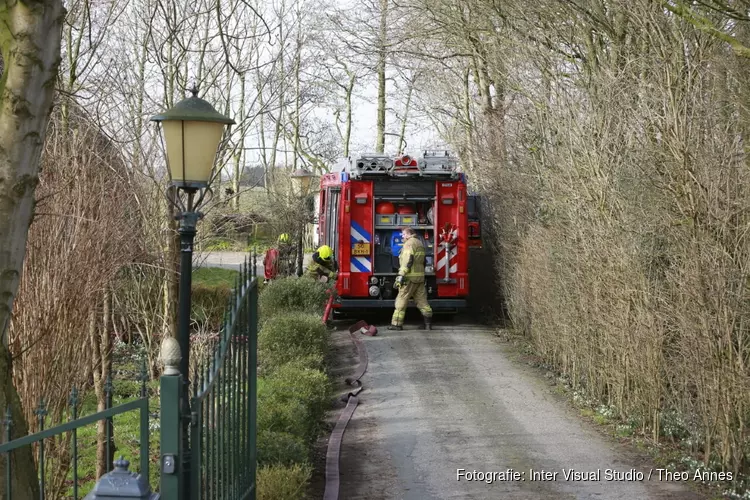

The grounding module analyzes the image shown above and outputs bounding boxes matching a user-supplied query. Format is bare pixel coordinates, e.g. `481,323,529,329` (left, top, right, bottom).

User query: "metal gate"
160,257,258,499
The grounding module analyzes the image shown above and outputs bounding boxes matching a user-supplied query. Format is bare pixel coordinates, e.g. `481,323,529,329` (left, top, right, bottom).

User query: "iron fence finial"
114,456,129,470
83,454,157,499
160,336,182,376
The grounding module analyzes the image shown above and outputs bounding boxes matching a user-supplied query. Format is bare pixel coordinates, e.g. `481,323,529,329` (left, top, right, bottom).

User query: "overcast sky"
349,89,447,157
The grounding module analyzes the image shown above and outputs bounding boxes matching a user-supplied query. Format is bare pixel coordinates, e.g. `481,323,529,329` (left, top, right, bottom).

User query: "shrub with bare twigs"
8,102,144,491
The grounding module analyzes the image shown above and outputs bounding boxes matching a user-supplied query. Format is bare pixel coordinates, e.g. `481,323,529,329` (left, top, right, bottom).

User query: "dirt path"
313,318,712,500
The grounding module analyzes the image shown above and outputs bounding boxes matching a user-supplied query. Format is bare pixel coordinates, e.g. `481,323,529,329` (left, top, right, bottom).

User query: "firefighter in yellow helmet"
389,227,432,330
276,233,294,277
263,233,294,283
305,244,338,281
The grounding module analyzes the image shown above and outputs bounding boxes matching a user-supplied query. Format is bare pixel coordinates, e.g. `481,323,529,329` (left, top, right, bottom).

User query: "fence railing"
0,254,258,500
160,254,258,500
0,363,151,499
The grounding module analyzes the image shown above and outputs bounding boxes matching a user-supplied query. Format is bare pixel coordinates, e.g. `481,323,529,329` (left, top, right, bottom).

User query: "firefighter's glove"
394,275,405,289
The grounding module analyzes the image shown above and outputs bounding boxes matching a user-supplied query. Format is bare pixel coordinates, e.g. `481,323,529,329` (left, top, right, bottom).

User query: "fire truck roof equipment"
342,151,460,180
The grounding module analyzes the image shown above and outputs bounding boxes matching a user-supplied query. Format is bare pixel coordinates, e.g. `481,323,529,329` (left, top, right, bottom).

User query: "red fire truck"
315,151,482,314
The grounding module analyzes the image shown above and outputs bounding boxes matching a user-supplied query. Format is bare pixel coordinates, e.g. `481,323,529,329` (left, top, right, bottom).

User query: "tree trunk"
375,0,388,153
398,77,414,154
0,344,38,498
269,19,285,191
293,10,302,170
0,1,65,497
232,72,246,211
344,72,355,157
132,38,147,173
462,67,474,172
90,291,114,479
257,71,269,191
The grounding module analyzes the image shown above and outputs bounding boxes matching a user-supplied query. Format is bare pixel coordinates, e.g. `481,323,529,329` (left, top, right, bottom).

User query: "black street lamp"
151,87,234,494
290,168,315,277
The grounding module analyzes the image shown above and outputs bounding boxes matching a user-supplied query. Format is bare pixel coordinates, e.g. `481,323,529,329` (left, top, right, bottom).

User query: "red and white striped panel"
436,245,458,274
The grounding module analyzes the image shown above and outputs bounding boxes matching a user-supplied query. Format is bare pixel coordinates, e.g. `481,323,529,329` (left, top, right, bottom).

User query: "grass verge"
499,328,730,500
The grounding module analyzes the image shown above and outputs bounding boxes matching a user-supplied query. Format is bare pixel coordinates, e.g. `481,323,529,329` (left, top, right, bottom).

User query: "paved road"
328,320,706,500
194,251,312,274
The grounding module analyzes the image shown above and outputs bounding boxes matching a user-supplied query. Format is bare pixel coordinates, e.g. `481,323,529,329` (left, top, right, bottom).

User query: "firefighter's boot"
420,315,432,330
388,325,403,331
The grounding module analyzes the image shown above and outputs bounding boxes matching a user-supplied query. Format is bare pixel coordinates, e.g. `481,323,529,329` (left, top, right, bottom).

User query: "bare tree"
327,0,413,153
399,0,750,486
313,16,368,157
11,103,142,490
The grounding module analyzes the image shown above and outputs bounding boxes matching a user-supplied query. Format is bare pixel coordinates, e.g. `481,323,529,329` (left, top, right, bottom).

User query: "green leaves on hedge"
259,276,332,320
257,360,331,444
190,267,239,330
258,313,329,374
255,275,333,481
257,430,309,467
256,463,312,500
268,361,331,427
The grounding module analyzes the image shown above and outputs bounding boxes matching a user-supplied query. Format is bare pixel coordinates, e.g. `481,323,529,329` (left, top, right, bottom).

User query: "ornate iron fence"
160,255,258,500
0,364,151,499
0,256,257,500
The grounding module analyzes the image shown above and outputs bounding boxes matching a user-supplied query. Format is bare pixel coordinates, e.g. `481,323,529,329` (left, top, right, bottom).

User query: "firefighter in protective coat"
389,227,433,330
276,233,295,277
305,245,338,281
263,233,294,283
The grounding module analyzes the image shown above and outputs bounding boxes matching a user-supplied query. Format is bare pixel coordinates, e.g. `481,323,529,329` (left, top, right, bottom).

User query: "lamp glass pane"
292,175,312,198
162,121,184,180
163,120,225,183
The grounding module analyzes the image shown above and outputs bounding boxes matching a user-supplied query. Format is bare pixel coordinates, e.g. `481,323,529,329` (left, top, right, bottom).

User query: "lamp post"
151,87,234,495
290,168,315,277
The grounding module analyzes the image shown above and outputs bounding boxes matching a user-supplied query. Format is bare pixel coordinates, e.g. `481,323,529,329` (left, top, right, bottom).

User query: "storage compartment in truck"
373,200,435,274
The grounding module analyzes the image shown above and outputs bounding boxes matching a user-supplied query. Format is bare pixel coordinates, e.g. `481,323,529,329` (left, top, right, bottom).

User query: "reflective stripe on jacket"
398,236,425,283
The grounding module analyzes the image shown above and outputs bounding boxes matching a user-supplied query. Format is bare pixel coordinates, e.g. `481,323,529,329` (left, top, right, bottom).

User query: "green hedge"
191,267,238,329
259,276,332,320
257,385,310,439
256,464,312,500
255,276,333,498
258,312,329,374
257,430,308,466
257,361,330,444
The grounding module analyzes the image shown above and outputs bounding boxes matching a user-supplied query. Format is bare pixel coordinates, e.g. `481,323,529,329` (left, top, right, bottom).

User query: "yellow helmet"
278,233,290,243
317,245,333,260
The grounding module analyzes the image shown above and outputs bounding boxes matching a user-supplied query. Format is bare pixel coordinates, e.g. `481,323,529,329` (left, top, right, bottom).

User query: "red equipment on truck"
315,151,482,314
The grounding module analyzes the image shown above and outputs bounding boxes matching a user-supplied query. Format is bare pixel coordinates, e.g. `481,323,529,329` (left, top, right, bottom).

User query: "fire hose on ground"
322,279,375,499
